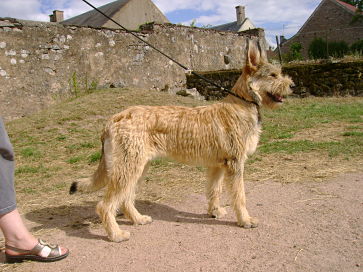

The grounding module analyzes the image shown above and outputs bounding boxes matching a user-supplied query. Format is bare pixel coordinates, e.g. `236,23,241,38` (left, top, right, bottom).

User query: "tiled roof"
61,0,130,27
335,0,358,14
211,19,248,32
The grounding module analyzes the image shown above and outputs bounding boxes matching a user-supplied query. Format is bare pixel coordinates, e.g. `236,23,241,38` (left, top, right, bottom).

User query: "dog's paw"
208,207,227,219
133,215,153,225
237,217,259,229
109,230,130,243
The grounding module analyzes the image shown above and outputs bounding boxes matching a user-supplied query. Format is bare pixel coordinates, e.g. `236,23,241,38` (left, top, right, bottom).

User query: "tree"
283,42,303,62
308,38,328,59
308,38,351,59
339,0,363,23
189,19,197,28
351,39,363,53
339,0,362,9
328,41,349,57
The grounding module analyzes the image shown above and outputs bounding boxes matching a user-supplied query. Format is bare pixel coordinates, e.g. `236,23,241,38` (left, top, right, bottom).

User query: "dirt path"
1,172,362,272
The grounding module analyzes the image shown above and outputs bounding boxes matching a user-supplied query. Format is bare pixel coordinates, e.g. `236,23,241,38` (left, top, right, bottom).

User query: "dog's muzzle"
267,92,284,103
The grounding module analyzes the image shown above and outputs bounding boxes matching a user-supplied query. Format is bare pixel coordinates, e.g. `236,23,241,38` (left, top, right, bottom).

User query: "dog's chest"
245,124,261,156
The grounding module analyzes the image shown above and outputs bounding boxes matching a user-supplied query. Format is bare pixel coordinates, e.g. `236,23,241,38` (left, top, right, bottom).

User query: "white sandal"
5,239,69,263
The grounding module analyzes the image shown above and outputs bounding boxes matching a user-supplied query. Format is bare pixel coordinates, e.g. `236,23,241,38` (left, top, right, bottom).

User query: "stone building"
280,0,363,57
211,6,256,32
211,6,270,51
60,0,169,30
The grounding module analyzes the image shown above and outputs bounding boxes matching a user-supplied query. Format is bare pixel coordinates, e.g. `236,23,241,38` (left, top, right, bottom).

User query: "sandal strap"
32,239,61,258
5,244,31,254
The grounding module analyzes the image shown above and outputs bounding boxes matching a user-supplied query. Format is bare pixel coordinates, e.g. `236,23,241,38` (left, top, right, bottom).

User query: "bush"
351,39,363,54
328,41,349,58
283,42,303,62
308,38,327,59
309,38,351,59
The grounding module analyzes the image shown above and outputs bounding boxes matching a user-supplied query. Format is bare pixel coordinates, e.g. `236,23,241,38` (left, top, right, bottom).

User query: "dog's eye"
270,73,277,78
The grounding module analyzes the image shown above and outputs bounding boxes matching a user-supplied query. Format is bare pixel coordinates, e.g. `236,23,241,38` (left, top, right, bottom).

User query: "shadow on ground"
24,200,236,241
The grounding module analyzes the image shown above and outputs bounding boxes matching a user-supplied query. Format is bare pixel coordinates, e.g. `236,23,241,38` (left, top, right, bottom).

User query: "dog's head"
233,40,294,109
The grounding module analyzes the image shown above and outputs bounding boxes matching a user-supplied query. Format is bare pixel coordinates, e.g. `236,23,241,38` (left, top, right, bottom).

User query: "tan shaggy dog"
70,40,294,242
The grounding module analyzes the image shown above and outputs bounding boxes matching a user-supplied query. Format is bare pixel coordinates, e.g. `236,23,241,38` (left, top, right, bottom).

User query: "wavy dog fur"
70,40,294,242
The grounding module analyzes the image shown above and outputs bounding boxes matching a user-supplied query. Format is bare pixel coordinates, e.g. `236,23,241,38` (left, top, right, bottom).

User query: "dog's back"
104,101,260,167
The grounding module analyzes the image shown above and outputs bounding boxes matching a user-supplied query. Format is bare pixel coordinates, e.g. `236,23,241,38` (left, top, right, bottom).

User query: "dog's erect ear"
257,40,268,62
246,39,261,70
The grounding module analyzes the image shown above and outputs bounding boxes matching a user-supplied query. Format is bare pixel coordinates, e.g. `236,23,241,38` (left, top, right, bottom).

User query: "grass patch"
53,182,67,190
88,151,101,163
81,142,96,148
20,188,37,194
342,131,363,137
67,156,83,164
259,138,362,157
346,125,361,130
151,158,170,168
245,97,362,158
20,147,41,158
56,135,67,141
15,165,47,175
260,97,363,143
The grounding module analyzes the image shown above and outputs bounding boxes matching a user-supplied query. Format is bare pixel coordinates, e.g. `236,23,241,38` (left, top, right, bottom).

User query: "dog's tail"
69,131,110,195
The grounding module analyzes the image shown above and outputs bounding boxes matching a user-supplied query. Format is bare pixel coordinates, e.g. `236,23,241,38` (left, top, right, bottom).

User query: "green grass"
88,151,101,163
56,135,67,141
67,156,83,164
15,165,48,175
262,99,363,141
259,138,362,157
342,131,363,137
259,97,363,156
151,158,173,168
20,147,41,158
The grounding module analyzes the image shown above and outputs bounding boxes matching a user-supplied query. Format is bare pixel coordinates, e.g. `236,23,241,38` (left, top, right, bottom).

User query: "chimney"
235,6,245,25
49,10,64,22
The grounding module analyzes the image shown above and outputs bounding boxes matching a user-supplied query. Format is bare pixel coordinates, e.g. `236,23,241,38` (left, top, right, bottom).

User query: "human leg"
0,118,68,262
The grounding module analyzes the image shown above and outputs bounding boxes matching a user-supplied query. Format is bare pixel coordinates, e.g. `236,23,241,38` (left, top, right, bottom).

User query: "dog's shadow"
24,200,236,241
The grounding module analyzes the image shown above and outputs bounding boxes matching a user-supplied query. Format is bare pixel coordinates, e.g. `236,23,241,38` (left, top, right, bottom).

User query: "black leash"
81,0,259,107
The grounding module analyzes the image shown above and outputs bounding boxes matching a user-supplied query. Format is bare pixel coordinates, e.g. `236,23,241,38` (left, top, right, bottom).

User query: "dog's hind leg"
96,155,152,242
96,185,131,242
206,167,227,219
121,161,153,225
224,160,258,228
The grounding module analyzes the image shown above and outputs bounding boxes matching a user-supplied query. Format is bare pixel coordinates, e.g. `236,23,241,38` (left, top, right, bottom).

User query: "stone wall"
284,61,363,97
186,61,363,99
0,18,264,120
186,69,241,100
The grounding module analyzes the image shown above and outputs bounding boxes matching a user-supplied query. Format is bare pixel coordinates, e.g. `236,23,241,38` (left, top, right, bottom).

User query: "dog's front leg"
224,160,258,228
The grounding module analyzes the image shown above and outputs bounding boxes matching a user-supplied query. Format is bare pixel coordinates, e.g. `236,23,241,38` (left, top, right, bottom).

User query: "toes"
238,217,259,228
110,230,130,243
208,207,227,219
250,217,259,228
134,215,153,225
